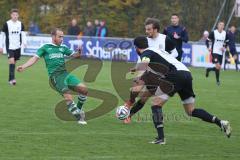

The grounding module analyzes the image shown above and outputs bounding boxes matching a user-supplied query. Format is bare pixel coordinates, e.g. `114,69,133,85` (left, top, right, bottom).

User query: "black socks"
9,64,15,81
192,108,221,127
130,100,145,117
151,105,164,140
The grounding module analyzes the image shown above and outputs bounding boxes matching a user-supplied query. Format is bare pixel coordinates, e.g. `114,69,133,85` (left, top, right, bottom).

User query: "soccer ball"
116,105,130,120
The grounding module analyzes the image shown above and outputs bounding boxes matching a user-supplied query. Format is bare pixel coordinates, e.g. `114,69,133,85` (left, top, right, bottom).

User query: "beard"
147,34,153,38
136,49,141,56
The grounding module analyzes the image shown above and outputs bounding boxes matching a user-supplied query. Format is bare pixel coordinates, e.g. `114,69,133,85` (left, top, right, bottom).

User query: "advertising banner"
192,44,214,67
182,43,192,66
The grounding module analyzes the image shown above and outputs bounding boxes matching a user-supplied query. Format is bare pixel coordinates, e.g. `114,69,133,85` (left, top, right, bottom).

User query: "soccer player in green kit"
17,28,87,125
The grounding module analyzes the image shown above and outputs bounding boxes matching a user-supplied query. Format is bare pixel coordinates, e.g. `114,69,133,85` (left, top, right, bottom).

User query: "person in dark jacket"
163,13,188,61
67,18,81,36
83,21,95,36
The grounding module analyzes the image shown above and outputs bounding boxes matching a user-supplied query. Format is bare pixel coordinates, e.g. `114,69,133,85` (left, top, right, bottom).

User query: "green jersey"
36,43,73,76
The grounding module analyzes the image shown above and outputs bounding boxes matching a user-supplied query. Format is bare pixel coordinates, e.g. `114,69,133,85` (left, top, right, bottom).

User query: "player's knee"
64,94,73,102
76,84,88,95
152,97,166,106
8,58,15,64
185,109,194,116
216,64,221,70
182,98,195,116
80,86,88,95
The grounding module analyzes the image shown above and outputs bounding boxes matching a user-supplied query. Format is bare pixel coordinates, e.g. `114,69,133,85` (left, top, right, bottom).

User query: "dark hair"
133,36,148,49
10,9,19,13
144,18,160,32
171,13,179,17
51,28,63,35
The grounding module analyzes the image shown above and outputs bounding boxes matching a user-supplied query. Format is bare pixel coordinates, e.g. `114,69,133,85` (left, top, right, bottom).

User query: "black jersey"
139,48,194,100
140,48,189,76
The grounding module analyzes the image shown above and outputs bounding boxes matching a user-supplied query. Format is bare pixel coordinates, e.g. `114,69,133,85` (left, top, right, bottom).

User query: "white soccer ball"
116,105,130,120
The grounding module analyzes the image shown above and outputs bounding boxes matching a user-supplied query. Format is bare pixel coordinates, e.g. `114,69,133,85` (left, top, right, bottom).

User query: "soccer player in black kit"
163,13,188,61
125,36,231,144
123,18,177,124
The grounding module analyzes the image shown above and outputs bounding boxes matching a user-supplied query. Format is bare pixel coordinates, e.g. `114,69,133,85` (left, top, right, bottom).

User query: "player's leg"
150,95,168,144
180,71,231,137
123,90,150,124
123,79,145,124
125,78,145,112
51,73,86,124
126,71,162,123
74,83,88,110
127,71,163,115
12,49,21,84
8,50,16,85
223,53,229,70
126,79,145,106
129,90,149,117
206,54,218,78
233,54,239,71
67,74,88,124
215,62,221,85
183,102,231,138
63,92,85,123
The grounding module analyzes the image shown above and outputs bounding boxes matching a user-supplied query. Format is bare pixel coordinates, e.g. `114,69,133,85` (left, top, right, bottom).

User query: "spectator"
67,18,81,36
199,30,209,42
97,20,108,37
163,13,189,61
94,19,100,36
83,21,95,36
28,21,41,36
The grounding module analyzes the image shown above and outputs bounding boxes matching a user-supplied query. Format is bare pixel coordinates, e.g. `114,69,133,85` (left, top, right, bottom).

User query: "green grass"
0,55,240,160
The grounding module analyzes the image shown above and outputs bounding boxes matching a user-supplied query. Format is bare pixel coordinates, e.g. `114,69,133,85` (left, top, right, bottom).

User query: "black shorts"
166,71,195,101
8,48,21,61
140,71,174,95
212,53,223,65
140,71,195,101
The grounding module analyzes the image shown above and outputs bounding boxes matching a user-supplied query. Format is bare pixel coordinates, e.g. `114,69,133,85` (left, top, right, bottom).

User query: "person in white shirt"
206,21,229,86
0,9,26,85
145,17,178,58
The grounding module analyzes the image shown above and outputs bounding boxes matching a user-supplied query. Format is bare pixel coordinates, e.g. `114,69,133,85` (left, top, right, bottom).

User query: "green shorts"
50,72,81,95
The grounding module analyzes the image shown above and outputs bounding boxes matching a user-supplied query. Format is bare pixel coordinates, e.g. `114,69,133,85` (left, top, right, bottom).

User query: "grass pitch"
0,55,239,160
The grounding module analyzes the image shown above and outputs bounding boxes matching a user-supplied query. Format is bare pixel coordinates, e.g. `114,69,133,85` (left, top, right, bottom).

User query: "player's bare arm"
70,46,82,58
17,56,39,72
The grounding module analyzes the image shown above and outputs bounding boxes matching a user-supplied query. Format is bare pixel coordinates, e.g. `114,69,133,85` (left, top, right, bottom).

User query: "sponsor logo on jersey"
216,39,225,42
49,53,64,59
59,48,64,52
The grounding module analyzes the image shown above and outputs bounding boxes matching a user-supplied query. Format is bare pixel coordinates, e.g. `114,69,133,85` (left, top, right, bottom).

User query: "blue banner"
63,36,138,62
23,35,193,65
182,43,192,66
